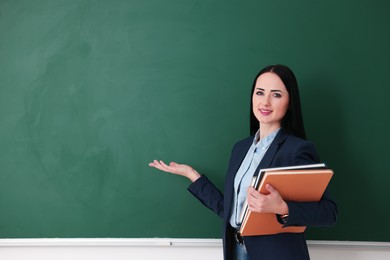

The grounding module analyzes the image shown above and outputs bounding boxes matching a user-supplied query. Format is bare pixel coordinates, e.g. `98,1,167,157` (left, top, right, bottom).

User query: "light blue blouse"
229,128,280,228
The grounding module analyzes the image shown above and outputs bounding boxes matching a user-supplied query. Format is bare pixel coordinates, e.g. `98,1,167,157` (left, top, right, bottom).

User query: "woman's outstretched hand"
148,160,201,182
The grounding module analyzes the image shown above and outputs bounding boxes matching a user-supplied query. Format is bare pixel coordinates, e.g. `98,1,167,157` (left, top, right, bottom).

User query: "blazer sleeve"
186,136,252,220
187,175,224,219
284,189,337,227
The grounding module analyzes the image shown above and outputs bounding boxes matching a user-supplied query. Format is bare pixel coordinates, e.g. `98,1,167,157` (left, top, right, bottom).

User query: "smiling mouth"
259,109,272,116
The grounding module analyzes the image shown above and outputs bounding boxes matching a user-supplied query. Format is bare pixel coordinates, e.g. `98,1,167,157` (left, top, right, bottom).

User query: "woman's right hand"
148,160,201,182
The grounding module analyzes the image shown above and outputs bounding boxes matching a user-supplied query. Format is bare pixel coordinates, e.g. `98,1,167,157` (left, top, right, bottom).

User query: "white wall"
1,239,390,260
308,241,390,260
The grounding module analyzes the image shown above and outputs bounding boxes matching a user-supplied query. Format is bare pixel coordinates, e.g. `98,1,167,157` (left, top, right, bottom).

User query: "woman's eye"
256,91,264,95
273,93,282,98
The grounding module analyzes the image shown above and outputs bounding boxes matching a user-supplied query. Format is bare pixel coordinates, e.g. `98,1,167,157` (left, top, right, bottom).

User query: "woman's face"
252,72,290,130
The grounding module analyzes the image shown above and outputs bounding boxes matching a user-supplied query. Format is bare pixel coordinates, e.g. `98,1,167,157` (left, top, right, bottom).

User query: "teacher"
149,64,337,260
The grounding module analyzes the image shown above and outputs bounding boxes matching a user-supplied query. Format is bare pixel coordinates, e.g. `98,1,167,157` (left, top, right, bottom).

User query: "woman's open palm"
149,160,201,182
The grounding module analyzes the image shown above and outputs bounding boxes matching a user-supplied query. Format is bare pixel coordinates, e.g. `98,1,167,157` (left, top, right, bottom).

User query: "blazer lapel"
229,139,253,177
254,129,288,175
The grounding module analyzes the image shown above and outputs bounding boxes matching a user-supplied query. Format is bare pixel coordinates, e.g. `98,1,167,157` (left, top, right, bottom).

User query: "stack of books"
239,163,333,236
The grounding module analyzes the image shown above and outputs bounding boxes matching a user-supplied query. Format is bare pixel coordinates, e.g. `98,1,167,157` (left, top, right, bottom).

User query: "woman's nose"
261,94,271,106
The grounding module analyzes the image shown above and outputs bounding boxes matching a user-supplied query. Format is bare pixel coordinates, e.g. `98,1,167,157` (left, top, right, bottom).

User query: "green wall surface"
0,0,389,241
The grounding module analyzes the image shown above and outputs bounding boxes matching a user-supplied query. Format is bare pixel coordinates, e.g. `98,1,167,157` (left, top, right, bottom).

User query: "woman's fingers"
149,160,174,173
148,160,200,182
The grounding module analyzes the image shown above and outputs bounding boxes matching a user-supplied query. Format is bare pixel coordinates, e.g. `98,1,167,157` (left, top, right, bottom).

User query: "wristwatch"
279,214,289,224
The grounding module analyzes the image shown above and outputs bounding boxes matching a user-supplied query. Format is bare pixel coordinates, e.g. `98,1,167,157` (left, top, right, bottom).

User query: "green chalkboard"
1,0,389,241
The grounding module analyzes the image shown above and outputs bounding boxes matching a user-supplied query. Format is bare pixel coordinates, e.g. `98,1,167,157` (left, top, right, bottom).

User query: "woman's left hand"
247,184,289,215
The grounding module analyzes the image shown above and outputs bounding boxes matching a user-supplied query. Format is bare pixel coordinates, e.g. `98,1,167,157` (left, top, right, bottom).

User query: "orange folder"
239,168,333,236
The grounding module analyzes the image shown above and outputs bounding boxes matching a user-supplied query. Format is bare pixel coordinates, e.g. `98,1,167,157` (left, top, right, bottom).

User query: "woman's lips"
260,109,272,116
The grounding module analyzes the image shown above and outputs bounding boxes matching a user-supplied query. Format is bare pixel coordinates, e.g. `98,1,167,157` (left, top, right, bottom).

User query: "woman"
149,64,337,260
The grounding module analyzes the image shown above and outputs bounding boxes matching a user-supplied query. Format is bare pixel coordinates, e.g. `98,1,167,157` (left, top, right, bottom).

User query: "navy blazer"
188,129,337,260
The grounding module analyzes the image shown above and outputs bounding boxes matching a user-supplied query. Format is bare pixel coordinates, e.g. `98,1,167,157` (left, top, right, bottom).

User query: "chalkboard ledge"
0,238,389,249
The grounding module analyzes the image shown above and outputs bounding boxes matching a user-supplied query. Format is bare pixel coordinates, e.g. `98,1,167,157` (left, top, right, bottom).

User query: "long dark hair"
249,64,307,139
